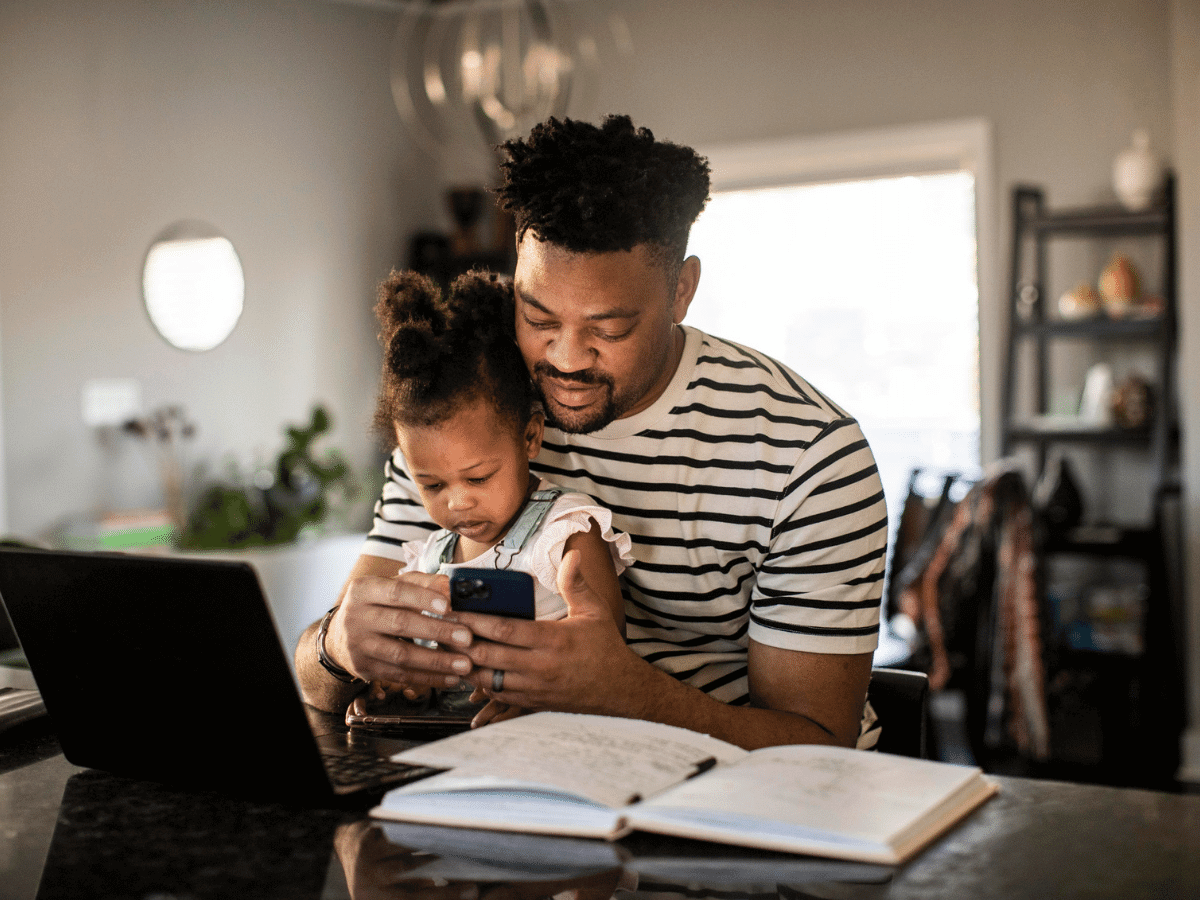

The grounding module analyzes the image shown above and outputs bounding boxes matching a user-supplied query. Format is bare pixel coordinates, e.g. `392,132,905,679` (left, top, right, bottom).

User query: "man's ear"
672,256,701,324
525,410,545,459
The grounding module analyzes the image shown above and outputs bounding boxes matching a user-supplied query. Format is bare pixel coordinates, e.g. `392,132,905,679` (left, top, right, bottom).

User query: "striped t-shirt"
364,326,887,733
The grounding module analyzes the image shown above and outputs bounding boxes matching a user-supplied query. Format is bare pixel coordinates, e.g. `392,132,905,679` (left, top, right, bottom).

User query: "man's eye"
598,328,632,341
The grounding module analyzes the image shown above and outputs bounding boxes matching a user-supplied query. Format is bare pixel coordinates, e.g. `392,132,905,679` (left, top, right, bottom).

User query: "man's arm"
297,449,487,713
294,553,478,713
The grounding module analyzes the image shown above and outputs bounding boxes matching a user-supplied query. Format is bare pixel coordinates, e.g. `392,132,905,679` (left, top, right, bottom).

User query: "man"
296,115,887,750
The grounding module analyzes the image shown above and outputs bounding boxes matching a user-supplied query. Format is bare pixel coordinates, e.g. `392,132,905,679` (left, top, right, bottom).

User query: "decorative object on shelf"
121,405,197,533
389,0,632,172
1078,363,1116,426
1015,282,1039,321
178,405,357,550
1097,252,1141,319
446,185,487,254
1111,373,1154,430
1032,453,1084,532
1057,282,1102,321
408,182,520,287
1112,129,1164,212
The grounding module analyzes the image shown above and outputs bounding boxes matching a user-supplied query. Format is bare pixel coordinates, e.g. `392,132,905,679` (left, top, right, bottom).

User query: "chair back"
868,667,931,758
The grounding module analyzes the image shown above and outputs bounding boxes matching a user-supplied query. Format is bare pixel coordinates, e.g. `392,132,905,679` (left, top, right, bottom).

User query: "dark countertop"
3,719,1200,900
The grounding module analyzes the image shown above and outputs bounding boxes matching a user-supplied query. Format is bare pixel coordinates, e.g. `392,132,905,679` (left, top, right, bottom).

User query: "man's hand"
296,555,478,712
453,548,647,717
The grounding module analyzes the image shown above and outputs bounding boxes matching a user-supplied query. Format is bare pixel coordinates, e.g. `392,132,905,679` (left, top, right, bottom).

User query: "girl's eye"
421,483,443,493
468,475,491,485
524,316,556,330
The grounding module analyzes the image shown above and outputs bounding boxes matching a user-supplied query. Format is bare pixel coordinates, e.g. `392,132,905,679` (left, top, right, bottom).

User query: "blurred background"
0,0,1196,788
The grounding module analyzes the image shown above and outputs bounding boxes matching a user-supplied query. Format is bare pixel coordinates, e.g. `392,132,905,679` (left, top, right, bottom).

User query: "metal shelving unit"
1000,179,1184,788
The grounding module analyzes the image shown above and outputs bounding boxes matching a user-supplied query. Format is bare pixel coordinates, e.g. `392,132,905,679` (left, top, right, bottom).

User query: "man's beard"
532,363,619,434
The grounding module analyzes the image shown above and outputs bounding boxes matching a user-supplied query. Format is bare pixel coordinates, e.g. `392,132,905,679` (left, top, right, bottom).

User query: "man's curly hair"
497,114,711,279
373,269,534,435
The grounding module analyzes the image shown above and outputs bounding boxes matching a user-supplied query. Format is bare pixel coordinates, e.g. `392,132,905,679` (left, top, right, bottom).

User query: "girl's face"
395,396,543,551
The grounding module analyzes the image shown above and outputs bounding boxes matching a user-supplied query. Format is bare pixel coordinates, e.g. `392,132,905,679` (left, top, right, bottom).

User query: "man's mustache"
532,363,612,387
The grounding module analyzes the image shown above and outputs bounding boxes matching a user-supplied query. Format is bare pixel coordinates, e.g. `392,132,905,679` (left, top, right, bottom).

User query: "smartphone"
449,568,536,620
344,690,479,738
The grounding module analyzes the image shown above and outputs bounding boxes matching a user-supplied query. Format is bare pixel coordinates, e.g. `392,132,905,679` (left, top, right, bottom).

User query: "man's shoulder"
684,327,851,425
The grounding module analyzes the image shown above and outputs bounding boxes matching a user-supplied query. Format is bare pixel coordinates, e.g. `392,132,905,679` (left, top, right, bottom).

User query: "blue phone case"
449,568,536,620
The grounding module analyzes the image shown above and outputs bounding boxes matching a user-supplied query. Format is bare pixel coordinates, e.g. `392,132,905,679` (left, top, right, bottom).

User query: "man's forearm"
605,651,854,751
295,618,364,713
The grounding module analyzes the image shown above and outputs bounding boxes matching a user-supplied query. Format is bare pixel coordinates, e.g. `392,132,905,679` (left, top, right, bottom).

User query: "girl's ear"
525,410,545,459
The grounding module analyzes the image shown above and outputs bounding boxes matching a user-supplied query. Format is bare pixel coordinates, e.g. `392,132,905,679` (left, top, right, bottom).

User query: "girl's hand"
367,680,431,703
467,687,526,728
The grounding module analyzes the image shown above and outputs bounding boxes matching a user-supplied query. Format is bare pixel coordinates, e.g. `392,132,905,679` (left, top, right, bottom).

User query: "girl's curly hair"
373,269,534,436
497,114,710,278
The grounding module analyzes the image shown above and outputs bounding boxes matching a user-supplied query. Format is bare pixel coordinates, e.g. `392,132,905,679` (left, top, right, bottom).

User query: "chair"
868,667,931,759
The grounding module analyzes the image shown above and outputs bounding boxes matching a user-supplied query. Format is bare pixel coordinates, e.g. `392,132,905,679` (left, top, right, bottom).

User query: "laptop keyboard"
322,746,442,789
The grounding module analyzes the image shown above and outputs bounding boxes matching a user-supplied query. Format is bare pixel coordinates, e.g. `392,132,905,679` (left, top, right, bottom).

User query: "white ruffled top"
400,479,634,620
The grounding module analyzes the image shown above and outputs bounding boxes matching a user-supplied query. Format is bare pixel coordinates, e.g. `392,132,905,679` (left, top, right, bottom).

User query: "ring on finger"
492,669,505,692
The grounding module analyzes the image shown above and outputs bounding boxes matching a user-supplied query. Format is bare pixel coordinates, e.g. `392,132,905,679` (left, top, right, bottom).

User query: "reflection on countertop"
4,717,1200,900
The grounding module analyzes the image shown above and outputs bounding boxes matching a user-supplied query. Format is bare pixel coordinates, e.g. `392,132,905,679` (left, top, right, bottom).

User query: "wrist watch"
316,606,362,684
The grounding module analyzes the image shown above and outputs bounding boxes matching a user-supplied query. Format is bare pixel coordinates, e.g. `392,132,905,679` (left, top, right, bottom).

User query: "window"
686,170,982,520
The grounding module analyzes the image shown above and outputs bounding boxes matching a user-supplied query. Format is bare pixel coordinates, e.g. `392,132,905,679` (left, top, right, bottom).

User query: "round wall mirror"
142,221,245,351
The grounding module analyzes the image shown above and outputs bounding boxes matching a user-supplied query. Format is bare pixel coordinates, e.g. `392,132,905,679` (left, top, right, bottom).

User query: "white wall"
0,0,442,539
1170,0,1200,782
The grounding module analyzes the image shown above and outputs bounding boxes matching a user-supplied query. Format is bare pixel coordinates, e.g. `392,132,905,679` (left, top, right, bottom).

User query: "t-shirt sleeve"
398,535,428,574
749,417,887,654
362,448,439,562
524,493,635,597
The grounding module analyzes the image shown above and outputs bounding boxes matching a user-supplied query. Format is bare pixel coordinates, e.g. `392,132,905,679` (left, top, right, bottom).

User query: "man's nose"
544,329,593,375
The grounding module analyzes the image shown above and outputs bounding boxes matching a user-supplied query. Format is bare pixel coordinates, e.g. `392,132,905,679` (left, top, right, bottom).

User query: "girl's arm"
562,517,625,636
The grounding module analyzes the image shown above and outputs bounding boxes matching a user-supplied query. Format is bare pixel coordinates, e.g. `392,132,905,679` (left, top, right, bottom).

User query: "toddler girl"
373,268,632,719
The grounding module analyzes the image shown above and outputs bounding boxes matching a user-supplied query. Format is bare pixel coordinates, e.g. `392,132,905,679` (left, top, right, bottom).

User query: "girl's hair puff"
373,269,533,437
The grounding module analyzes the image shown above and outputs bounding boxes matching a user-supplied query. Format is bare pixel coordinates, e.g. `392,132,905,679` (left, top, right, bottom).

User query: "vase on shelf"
1112,129,1164,212
1032,454,1084,533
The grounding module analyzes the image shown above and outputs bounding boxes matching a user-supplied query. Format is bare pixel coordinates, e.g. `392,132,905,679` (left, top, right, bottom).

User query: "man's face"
513,235,691,434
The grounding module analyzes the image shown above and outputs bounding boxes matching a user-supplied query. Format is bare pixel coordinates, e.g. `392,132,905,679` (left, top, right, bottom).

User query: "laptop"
0,546,443,805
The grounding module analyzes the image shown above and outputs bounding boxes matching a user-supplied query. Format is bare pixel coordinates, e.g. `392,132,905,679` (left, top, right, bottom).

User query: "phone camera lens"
458,579,489,602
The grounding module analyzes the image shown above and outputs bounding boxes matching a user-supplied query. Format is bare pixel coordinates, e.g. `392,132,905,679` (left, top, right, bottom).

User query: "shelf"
1006,418,1150,444
1054,645,1144,667
999,182,1181,786
1042,524,1155,557
1012,316,1165,340
1018,203,1169,237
